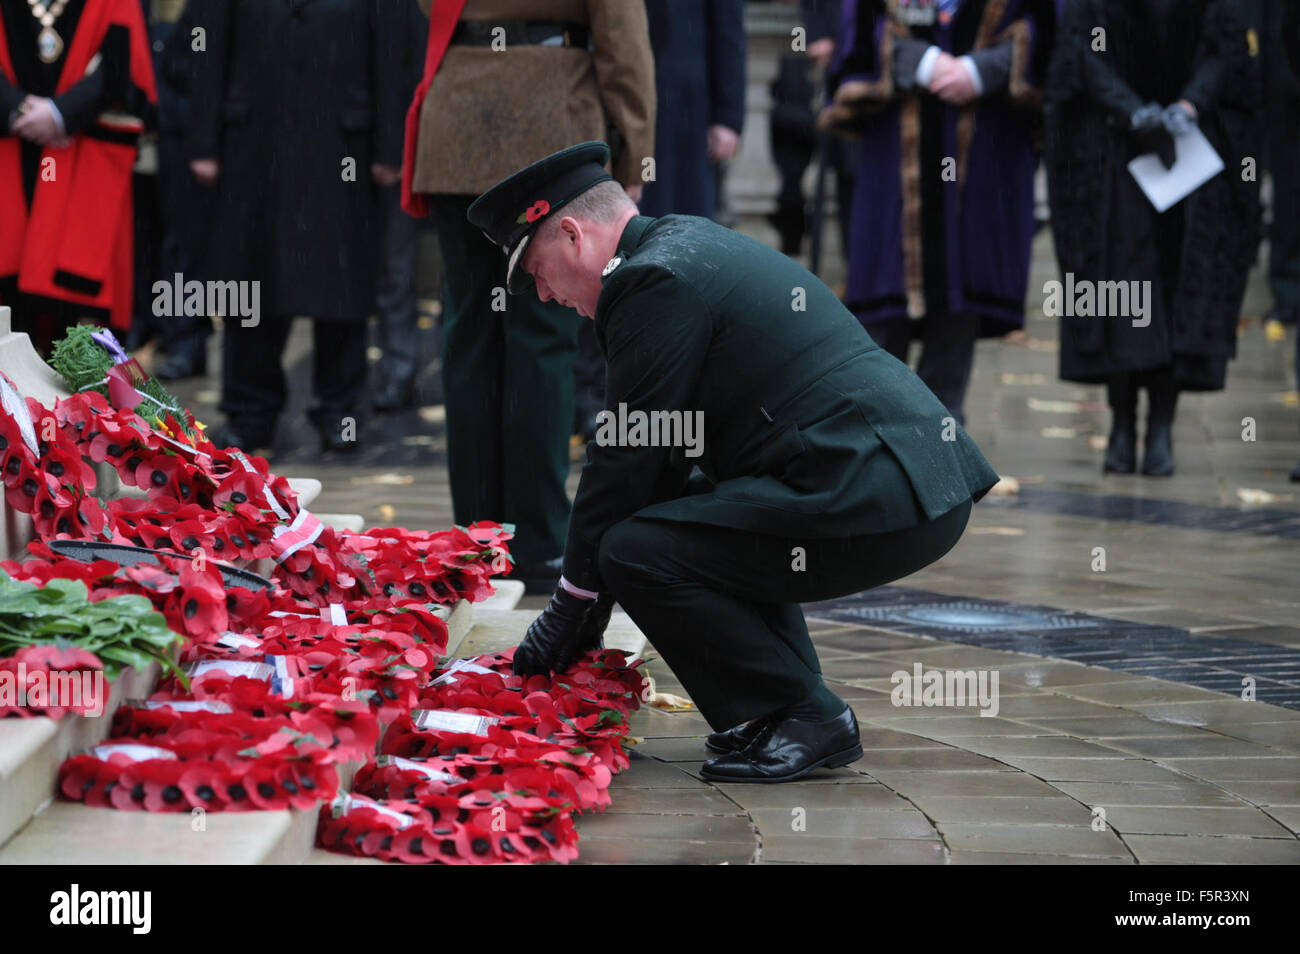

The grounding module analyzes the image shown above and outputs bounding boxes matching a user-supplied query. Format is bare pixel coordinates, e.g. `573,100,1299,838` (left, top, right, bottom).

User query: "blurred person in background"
819,0,1056,427
1045,0,1261,477
371,0,429,413
1282,0,1300,481
638,0,746,219
403,0,655,593
127,0,213,381
1,0,156,353
186,0,400,454
1243,0,1300,334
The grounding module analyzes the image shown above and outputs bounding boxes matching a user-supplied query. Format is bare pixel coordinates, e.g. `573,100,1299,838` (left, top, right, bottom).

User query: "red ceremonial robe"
0,0,156,331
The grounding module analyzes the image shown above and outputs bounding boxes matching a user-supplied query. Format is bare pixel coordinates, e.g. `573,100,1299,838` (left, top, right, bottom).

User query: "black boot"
1141,374,1178,477
1103,375,1137,474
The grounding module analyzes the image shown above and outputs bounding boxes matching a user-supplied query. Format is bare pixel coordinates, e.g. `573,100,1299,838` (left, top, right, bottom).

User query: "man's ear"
559,216,582,247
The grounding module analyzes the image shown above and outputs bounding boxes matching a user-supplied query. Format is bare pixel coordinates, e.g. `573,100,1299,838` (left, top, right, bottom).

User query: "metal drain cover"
838,602,1095,634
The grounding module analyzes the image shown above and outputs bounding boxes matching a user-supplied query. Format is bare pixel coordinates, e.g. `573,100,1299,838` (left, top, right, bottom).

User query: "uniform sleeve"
586,0,657,186
562,266,712,592
707,0,747,134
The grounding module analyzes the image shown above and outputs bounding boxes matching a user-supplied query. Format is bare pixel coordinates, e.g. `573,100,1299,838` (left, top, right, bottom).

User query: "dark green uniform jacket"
562,214,1000,592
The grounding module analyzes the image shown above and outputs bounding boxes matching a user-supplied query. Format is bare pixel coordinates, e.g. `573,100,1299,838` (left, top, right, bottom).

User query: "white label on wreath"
412,709,498,735
131,699,234,714
332,792,414,829
377,755,463,784
92,743,179,762
185,659,273,681
216,631,262,650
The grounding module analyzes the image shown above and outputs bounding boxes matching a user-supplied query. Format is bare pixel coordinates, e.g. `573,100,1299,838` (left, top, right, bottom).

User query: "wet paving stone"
1048,781,1248,808
935,824,1130,858
1123,834,1300,865
759,836,947,865
599,788,746,815
573,838,755,865
750,807,938,840
1099,806,1295,837
711,782,912,810
575,812,756,844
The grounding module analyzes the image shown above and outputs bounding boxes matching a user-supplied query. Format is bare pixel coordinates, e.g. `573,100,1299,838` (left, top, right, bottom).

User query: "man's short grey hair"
537,179,634,241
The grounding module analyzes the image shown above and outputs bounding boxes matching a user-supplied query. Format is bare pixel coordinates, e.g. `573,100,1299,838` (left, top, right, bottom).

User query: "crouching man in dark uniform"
468,142,1000,783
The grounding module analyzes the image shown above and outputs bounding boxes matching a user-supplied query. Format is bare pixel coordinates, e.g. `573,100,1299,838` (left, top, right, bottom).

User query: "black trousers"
597,497,974,731
374,181,421,385
427,195,579,565
220,317,367,438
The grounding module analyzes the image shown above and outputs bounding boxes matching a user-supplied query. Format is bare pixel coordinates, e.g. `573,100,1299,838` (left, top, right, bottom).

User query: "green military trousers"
428,195,582,565
597,497,974,731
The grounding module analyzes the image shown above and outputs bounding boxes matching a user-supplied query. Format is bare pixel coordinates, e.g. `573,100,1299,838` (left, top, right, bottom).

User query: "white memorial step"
477,579,525,611
0,800,319,865
0,663,160,848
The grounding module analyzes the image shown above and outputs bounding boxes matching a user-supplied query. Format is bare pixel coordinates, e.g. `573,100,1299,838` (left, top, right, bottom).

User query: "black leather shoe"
1141,421,1174,476
373,376,416,413
1103,425,1136,474
699,706,863,783
705,715,773,754
205,421,273,453
155,351,207,381
513,556,563,595
1103,376,1136,474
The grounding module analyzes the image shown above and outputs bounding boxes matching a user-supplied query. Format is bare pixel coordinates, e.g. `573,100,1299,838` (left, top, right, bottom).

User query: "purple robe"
823,0,1055,336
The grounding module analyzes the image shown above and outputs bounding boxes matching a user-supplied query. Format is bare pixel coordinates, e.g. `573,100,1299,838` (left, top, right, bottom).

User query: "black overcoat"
184,0,397,321
1044,0,1261,390
637,0,747,218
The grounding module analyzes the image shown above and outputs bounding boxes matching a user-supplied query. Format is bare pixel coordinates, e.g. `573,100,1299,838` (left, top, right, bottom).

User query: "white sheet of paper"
1127,125,1224,213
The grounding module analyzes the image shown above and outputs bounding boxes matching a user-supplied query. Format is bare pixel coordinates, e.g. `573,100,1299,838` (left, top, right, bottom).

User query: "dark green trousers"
597,498,974,730
428,195,581,565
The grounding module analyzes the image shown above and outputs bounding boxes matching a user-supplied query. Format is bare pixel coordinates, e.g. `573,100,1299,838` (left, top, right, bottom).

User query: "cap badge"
518,199,551,225
602,256,622,278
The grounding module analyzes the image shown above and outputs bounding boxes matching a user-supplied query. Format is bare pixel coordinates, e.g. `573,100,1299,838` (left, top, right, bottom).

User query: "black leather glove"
1161,102,1196,137
554,590,614,673
512,587,595,677
1129,102,1176,169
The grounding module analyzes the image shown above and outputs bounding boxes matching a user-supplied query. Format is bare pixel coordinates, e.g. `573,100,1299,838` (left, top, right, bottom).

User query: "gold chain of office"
29,0,72,63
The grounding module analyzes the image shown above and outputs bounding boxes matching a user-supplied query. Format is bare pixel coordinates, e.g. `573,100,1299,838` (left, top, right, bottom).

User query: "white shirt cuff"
559,575,599,600
916,46,943,87
958,55,984,96
46,98,66,135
